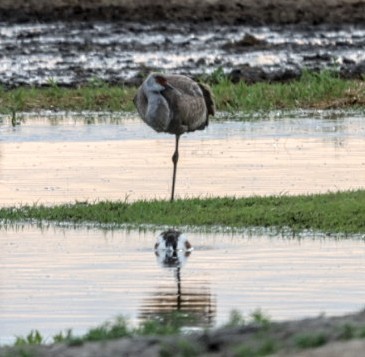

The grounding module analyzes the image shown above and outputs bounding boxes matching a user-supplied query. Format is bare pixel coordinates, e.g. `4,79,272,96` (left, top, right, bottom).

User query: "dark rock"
340,60,365,79
266,67,302,82
222,33,267,50
303,53,333,61
229,66,267,84
229,65,301,84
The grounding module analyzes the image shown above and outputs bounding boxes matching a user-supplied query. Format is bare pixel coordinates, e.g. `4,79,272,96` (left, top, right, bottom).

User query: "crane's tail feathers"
198,82,216,117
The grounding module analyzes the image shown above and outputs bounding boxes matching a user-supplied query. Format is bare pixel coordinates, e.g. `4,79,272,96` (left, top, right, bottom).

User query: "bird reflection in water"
139,229,216,328
154,229,193,270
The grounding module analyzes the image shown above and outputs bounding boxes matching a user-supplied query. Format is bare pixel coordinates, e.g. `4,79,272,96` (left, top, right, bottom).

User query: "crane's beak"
164,82,174,90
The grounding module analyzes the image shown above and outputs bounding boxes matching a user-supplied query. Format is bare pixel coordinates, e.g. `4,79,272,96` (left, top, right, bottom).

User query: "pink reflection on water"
0,135,364,206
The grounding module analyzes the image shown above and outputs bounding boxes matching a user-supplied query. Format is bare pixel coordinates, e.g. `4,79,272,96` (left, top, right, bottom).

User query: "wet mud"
0,21,364,88
0,1,364,87
1,0,365,25
2,310,365,356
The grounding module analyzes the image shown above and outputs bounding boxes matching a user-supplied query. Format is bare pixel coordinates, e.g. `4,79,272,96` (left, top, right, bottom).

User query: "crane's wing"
162,75,214,133
198,82,215,117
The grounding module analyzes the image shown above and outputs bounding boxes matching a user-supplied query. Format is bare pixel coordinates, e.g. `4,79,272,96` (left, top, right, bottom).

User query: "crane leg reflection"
139,230,216,329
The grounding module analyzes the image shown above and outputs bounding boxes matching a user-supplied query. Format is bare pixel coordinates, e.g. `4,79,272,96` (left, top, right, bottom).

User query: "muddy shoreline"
2,309,365,357
0,2,364,88
0,20,364,89
1,0,365,25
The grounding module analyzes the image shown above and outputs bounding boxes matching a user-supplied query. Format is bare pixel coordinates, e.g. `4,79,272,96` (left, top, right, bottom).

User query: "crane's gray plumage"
133,72,215,201
134,73,215,134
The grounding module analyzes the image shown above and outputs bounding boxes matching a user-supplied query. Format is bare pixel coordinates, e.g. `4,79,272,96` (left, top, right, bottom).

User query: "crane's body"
133,73,215,201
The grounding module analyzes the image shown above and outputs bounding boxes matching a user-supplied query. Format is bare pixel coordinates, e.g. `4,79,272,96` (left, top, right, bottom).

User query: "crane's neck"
143,86,171,132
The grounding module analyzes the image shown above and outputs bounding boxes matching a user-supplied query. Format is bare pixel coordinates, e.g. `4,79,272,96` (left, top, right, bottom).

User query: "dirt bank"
0,0,364,24
2,309,365,356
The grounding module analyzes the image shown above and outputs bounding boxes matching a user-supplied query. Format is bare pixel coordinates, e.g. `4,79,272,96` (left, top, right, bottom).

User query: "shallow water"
1,224,364,345
0,111,364,205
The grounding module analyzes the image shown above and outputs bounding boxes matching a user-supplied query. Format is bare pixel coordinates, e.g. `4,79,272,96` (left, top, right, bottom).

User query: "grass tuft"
339,323,356,340
233,339,277,357
226,310,245,327
294,332,328,349
250,310,271,330
14,331,44,346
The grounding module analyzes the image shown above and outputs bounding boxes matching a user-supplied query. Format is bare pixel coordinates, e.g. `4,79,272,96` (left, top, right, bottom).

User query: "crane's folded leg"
171,134,180,202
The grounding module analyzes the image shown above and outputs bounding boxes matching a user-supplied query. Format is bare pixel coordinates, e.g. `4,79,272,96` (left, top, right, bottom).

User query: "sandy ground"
0,0,364,24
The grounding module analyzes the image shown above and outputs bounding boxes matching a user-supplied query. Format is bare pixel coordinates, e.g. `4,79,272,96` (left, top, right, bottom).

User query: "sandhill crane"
133,73,215,201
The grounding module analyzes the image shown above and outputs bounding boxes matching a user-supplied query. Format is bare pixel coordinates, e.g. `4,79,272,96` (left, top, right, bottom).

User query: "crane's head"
144,73,172,92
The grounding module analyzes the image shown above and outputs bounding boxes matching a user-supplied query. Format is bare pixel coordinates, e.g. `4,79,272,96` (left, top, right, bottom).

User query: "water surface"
0,111,364,205
1,224,364,345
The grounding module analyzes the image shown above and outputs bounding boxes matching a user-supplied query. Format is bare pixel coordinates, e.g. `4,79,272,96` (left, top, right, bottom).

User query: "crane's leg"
171,134,180,202
176,267,181,310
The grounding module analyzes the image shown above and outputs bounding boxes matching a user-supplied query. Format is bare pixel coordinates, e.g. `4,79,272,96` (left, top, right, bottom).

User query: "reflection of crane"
154,229,192,310
139,229,216,327
155,229,192,255
155,229,191,291
134,73,215,201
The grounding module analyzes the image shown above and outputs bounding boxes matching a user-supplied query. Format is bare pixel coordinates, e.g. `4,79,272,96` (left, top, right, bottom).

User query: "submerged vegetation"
1,190,365,234
0,70,364,115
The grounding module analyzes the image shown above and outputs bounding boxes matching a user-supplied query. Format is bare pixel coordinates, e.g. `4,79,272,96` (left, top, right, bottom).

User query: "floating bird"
134,73,215,201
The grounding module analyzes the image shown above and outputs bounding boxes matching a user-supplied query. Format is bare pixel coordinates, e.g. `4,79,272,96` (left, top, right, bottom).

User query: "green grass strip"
1,190,365,234
212,70,364,111
0,70,363,114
